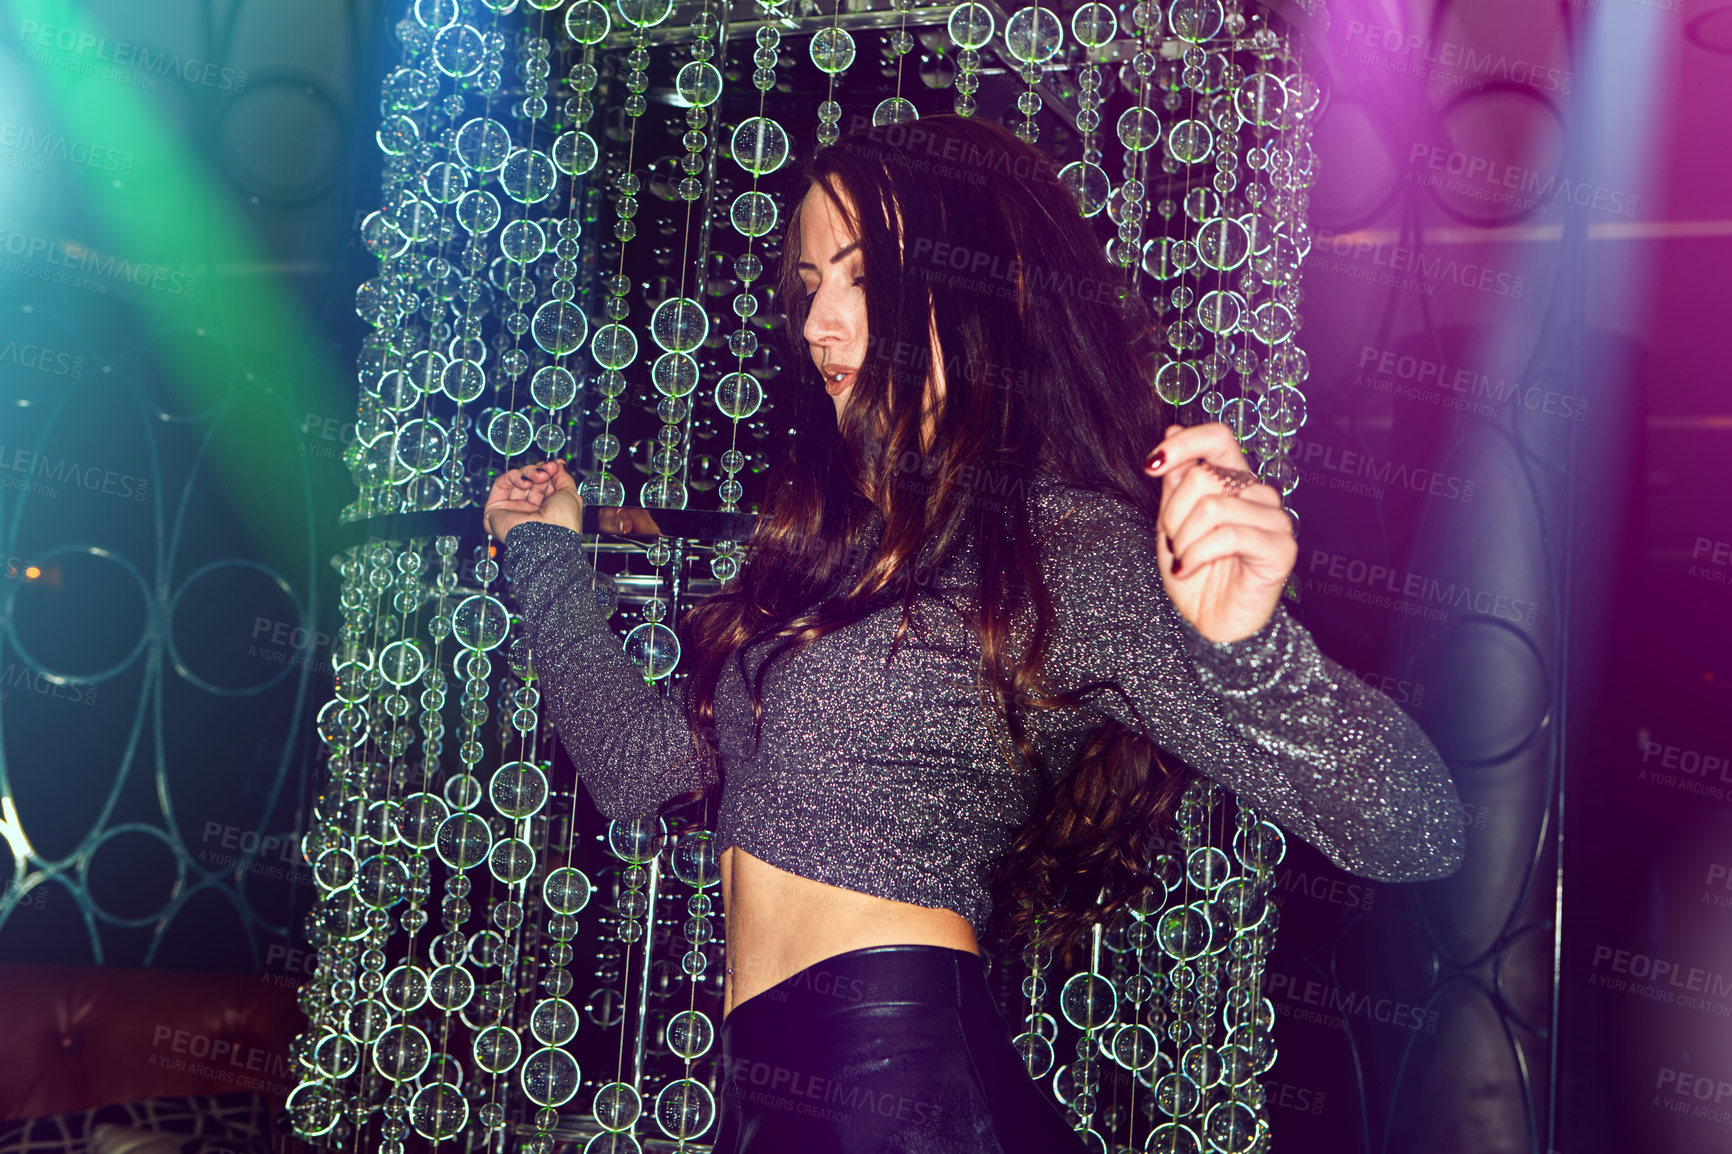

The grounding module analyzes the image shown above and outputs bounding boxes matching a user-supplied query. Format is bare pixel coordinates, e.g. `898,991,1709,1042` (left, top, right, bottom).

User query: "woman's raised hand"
483,459,584,541
1143,422,1297,644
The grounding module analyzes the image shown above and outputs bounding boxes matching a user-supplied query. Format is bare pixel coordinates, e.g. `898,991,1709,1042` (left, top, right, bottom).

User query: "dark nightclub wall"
0,0,375,973
0,0,1726,1151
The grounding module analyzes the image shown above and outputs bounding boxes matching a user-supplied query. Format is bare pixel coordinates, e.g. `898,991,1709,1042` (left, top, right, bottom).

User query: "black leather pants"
708,944,1088,1154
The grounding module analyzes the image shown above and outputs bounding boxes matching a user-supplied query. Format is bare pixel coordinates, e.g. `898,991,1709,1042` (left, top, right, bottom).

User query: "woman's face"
796,182,865,425
796,181,945,439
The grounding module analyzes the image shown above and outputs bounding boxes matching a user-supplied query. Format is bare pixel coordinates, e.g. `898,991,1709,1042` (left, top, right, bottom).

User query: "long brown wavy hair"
674,114,1193,961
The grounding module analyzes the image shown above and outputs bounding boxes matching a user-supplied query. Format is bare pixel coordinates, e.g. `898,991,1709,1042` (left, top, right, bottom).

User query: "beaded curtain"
289,0,1322,1150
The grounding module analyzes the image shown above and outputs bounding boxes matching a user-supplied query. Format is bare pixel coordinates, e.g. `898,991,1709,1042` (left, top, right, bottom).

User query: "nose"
803,283,852,358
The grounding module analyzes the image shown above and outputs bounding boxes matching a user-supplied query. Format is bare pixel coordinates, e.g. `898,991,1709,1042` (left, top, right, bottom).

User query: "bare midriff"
718,844,980,1022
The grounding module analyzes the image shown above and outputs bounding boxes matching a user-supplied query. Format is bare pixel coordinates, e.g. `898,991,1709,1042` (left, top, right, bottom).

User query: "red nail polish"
1147,450,1166,471
1171,556,1182,574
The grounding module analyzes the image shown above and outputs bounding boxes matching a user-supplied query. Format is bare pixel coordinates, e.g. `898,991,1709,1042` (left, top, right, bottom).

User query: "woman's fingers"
1167,493,1293,566
1144,422,1247,478
1158,462,1223,550
484,472,522,534
523,458,566,485
1168,521,1297,581
483,497,541,539
486,461,564,536
546,464,580,495
1163,467,1288,544
1158,463,1281,553
1145,423,1263,545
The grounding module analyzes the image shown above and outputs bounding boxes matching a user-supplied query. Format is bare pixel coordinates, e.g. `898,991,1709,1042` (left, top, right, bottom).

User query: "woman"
485,114,1464,1154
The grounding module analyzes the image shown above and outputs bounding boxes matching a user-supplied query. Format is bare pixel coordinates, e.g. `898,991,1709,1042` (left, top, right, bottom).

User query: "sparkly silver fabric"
502,474,1465,937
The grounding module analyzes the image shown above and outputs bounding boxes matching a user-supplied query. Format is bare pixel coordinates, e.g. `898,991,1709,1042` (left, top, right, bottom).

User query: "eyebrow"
795,240,861,271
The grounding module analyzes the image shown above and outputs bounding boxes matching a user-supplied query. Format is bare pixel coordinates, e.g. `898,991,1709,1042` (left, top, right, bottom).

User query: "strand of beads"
586,817,664,1147
1220,801,1284,1150
1083,906,1130,1137
1114,886,1168,1145
385,770,442,1140
641,301,702,511
551,0,610,484
416,541,453,783
1073,4,1113,163
403,565,510,1150
672,828,720,981
1003,4,1063,144
289,749,351,1138
439,13,513,495
472,733,549,1145
636,1,723,527
517,215,586,464
586,835,646,1143
1057,4,1114,221
712,15,786,528
1119,3,1168,280
482,22,557,468
378,543,436,1147
1140,19,1202,421
515,765,589,1146
1245,17,1319,513
1091,919,1131,1138
712,0,784,508
676,10,720,198
614,51,682,660
362,32,436,519
1013,936,1057,1083
1056,928,1115,1146
580,0,668,509
713,232,766,520
873,0,918,126
651,827,723,1143
1147,791,1203,1149
945,3,994,118
363,7,450,521
723,3,787,506
809,10,856,143
296,537,396,1144
516,808,621,1154
525,847,589,1129
1173,0,1243,441
366,544,443,1153
295,543,378,1139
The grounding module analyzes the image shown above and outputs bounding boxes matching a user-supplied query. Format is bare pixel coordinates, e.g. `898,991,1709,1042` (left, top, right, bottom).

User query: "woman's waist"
710,825,997,933
719,845,980,1020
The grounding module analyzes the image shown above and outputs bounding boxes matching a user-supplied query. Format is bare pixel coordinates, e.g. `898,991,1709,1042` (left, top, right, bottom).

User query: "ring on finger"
1200,461,1259,496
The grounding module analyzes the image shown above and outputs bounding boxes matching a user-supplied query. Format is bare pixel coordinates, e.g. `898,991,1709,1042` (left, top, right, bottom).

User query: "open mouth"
821,365,858,396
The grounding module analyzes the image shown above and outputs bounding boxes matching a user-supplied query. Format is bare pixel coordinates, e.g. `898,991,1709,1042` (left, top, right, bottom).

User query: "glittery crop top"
501,473,1465,937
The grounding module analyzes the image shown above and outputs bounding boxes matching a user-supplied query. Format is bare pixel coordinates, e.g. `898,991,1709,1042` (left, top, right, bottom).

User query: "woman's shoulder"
1026,470,1156,541
1020,471,1165,614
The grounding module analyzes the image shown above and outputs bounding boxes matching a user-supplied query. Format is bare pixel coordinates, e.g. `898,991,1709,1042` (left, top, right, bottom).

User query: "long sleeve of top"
502,520,715,819
499,472,1465,938
1031,484,1465,884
